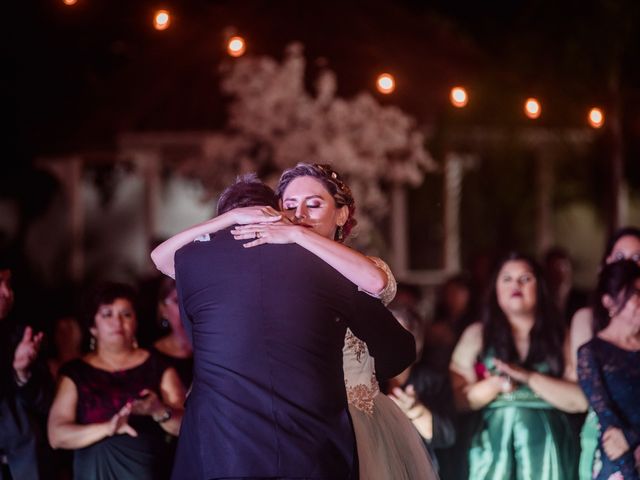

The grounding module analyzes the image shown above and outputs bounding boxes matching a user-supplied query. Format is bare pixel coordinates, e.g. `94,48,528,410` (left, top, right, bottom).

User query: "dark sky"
10,0,640,169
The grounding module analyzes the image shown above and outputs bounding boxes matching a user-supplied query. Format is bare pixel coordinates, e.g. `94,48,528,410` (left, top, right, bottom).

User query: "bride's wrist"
293,225,310,243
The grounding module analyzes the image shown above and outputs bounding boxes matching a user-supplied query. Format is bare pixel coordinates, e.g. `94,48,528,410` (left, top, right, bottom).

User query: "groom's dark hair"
217,174,279,215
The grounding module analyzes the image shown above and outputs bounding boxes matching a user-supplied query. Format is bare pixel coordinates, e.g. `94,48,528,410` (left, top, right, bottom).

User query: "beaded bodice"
343,257,397,414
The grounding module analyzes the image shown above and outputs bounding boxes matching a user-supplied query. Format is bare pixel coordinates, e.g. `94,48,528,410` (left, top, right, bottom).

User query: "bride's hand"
231,222,304,248
225,206,282,226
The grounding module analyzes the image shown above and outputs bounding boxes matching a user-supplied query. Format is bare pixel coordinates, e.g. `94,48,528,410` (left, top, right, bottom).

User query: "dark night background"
11,1,640,157
5,0,640,325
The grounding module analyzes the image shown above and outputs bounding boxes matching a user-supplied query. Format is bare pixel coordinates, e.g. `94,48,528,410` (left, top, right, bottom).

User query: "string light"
153,10,171,31
450,86,468,108
227,36,246,57
46,10,613,125
524,98,541,119
376,73,395,94
63,0,78,5
588,107,604,128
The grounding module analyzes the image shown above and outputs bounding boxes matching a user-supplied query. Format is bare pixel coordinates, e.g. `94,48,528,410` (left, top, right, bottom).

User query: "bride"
152,163,438,480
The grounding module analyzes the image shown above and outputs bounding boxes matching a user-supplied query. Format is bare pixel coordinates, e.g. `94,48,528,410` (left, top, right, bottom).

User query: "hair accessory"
314,164,353,204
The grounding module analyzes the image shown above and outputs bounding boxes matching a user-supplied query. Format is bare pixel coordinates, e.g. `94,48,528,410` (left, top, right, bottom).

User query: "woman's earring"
336,225,344,242
89,336,96,351
132,337,139,349
161,317,169,330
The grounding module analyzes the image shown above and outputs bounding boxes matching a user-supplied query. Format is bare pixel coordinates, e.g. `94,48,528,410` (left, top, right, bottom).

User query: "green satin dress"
468,355,577,480
578,408,600,480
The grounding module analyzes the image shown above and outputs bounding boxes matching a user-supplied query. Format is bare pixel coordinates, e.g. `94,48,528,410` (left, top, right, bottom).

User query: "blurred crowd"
1,226,639,479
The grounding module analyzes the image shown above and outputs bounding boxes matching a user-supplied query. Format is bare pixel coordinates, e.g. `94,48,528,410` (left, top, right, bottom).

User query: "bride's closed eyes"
283,197,326,210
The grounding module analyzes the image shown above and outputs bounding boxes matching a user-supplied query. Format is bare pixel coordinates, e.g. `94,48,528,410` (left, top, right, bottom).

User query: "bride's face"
281,176,348,240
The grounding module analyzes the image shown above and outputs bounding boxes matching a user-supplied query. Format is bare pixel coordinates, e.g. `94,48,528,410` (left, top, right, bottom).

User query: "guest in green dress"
450,252,588,480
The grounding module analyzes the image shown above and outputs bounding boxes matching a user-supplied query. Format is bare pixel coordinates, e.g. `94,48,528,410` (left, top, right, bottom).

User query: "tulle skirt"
349,392,439,480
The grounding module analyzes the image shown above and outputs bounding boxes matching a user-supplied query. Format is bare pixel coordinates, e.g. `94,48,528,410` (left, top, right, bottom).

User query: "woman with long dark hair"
578,260,640,480
450,252,586,479
569,227,640,480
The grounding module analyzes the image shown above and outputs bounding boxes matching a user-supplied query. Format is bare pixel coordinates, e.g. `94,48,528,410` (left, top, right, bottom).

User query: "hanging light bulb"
376,73,395,94
450,86,468,108
63,0,78,5
524,98,541,119
588,107,604,128
153,10,171,31
227,36,246,57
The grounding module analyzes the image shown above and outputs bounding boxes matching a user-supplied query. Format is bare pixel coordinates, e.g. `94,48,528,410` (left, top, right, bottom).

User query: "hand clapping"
389,385,428,420
493,359,532,385
130,389,166,420
108,403,137,438
13,326,44,385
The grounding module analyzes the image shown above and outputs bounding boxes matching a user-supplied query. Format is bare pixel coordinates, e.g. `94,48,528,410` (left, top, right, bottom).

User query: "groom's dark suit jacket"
171,228,415,480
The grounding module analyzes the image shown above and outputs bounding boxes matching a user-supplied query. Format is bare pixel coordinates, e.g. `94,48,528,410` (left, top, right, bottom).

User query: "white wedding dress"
343,258,438,480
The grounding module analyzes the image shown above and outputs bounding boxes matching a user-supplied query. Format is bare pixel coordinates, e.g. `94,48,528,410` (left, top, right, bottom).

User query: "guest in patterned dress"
47,283,186,480
450,252,587,480
578,260,640,480
151,165,437,479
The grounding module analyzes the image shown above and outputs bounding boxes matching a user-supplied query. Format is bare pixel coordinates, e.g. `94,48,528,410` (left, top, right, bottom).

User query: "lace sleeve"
577,342,640,449
359,256,397,306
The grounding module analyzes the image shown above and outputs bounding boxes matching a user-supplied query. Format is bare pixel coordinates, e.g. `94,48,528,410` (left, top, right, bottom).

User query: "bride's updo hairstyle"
276,163,357,242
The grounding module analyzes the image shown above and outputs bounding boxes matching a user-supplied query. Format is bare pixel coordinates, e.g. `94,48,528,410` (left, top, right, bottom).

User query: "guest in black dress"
578,260,640,479
47,283,185,480
151,278,193,389
385,305,456,472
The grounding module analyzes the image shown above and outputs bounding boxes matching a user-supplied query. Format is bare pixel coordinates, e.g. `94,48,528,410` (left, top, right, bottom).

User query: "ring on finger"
256,232,261,239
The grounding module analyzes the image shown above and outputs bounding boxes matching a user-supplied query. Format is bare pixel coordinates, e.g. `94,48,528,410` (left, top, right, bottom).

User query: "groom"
171,175,415,480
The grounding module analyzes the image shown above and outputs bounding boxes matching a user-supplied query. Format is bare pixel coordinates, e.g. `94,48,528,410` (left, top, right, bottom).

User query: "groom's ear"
336,205,349,227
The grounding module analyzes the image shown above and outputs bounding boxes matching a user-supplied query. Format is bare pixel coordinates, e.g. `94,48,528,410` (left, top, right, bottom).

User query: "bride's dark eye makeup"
283,198,325,210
